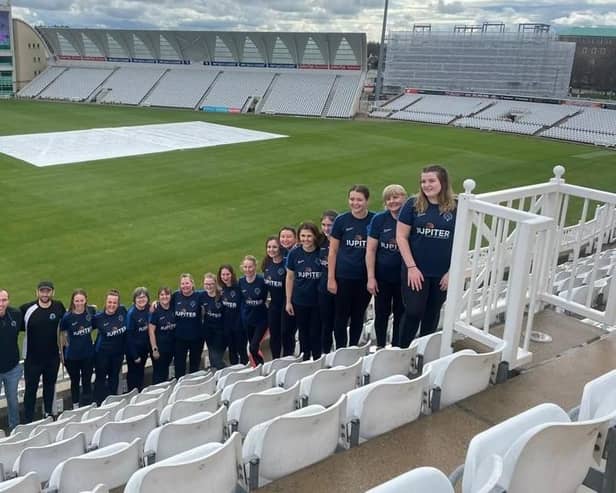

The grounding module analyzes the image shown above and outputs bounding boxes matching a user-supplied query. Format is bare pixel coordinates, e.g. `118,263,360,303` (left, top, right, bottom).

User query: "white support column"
440,179,476,357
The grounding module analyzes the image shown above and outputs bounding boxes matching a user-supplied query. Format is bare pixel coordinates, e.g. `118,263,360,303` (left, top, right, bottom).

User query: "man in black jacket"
0,288,23,430
20,281,66,422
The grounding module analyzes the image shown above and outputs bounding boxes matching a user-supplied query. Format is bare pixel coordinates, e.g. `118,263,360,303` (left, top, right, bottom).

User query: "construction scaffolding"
382,27,575,98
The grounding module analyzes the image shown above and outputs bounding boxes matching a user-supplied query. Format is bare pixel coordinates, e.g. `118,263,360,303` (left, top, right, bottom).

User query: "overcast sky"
10,0,616,41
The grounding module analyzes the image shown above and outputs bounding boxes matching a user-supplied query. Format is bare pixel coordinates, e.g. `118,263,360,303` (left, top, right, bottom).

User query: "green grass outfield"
1,99,615,307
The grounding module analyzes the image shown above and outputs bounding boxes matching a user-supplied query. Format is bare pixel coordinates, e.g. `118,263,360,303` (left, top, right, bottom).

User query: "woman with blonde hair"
366,184,408,348
396,165,457,347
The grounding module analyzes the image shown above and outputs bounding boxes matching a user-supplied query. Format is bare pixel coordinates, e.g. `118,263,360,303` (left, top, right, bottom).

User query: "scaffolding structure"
383,26,575,98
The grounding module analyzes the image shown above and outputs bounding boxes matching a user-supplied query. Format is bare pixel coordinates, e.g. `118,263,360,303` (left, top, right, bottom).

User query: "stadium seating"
39,68,114,102
102,388,138,405
168,375,216,403
12,432,87,484
201,70,274,110
0,433,28,445
143,69,219,109
299,359,361,407
474,100,578,126
57,403,96,422
115,397,165,421
275,356,325,388
414,331,443,373
262,355,303,375
55,412,112,445
454,117,541,135
124,433,246,493
91,409,158,449
144,407,226,463
18,66,66,98
361,345,417,384
399,94,491,117
242,395,346,489
0,471,41,492
216,365,261,391
391,111,455,124
160,391,221,424
345,373,429,446
30,416,76,439
97,67,166,105
324,342,370,368
228,383,300,437
0,431,50,480
260,73,335,116
220,373,275,405
379,93,422,111
11,418,52,438
326,75,362,118
47,439,142,493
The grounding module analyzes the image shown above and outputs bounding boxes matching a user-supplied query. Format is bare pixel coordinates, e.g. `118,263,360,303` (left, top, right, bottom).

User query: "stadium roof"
557,27,616,38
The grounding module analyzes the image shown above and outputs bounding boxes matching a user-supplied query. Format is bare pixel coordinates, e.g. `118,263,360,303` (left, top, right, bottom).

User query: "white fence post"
441,179,476,357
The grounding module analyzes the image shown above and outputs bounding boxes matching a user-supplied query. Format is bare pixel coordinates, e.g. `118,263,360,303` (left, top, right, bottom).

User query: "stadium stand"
38,67,114,102
399,94,491,117
325,75,362,118
17,66,66,98
379,93,422,111
454,117,542,135
96,67,167,105
471,100,579,126
259,73,336,116
142,69,220,109
201,70,274,111
391,111,456,124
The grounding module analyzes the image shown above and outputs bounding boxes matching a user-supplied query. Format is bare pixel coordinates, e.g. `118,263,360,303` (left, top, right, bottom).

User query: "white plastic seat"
243,395,346,488
115,396,165,421
213,364,249,382
92,409,158,449
216,366,262,391
228,383,300,437
56,412,112,445
124,432,246,493
275,356,325,389
361,345,417,384
0,432,29,445
58,403,96,422
131,387,169,404
82,400,126,421
30,415,77,440
345,372,430,445
13,432,87,484
414,331,443,371
0,471,41,492
367,461,501,493
48,439,142,493
324,341,371,368
460,402,607,493
177,370,209,384
144,407,227,463
160,391,221,424
168,376,216,403
11,417,52,437
221,373,275,405
262,355,303,375
142,379,176,394
578,369,616,422
101,388,138,406
424,345,503,412
0,431,50,481
299,359,361,407
79,485,108,493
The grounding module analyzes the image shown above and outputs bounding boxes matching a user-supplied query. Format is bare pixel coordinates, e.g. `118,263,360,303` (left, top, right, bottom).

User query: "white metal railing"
442,166,616,370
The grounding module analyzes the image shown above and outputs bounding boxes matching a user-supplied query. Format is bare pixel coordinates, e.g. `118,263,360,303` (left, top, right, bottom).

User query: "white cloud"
9,0,616,40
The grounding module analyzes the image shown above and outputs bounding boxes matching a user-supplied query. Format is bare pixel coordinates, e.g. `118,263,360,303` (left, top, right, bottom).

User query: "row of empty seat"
0,334,508,492
18,64,364,118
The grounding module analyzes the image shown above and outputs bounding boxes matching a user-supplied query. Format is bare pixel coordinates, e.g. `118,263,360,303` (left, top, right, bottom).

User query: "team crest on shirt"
49,313,56,320
255,288,261,295
278,268,285,276
118,315,124,322
230,291,236,298
86,315,92,322
215,302,222,309
443,212,453,222
11,321,16,327
190,301,196,308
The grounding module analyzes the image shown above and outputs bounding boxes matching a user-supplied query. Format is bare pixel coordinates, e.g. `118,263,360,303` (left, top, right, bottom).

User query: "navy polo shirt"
0,308,22,373
398,197,457,278
331,211,375,280
172,291,203,341
126,305,150,359
368,210,402,284
263,260,286,306
239,275,268,328
94,307,127,356
286,246,322,307
202,293,224,333
149,305,176,354
60,310,95,360
221,285,242,332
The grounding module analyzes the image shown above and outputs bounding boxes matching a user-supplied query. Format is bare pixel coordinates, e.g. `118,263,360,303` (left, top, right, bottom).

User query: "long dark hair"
217,264,237,287
69,288,88,312
298,221,323,250
414,164,456,214
261,236,283,272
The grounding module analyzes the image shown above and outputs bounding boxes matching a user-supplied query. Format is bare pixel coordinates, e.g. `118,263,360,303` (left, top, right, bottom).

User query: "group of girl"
59,165,457,408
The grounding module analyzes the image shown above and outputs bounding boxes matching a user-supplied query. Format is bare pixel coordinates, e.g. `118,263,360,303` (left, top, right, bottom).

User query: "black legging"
24,355,60,422
399,275,447,347
319,290,336,353
333,278,371,348
64,357,94,406
126,348,149,392
152,350,173,385
246,323,268,365
227,329,249,365
174,338,204,378
374,279,403,348
94,352,123,405
281,311,297,356
294,304,322,360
